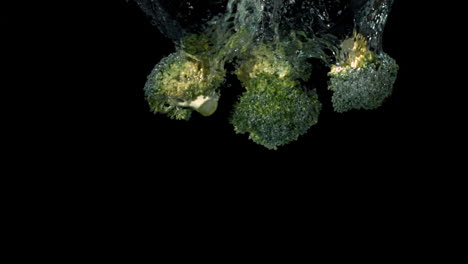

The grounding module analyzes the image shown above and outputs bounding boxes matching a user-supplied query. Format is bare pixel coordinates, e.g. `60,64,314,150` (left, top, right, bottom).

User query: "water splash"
135,0,398,149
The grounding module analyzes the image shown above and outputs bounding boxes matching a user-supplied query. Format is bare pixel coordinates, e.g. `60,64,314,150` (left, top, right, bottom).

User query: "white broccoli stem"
177,95,219,116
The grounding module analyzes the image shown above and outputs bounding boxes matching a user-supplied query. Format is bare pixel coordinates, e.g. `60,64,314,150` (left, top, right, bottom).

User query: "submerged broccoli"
137,0,399,150
328,33,399,112
144,35,225,120
232,44,321,150
231,73,321,149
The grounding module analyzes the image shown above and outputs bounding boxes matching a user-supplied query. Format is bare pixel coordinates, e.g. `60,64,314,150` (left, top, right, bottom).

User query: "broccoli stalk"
176,94,219,117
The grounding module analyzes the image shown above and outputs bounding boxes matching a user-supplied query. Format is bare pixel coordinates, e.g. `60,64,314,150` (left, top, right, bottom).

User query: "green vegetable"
230,42,321,149
328,32,398,113
144,47,225,120
231,72,321,150
328,33,399,112
329,53,398,112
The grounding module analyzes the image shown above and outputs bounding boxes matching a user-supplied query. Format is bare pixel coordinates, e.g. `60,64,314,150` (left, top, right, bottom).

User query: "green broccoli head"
328,53,398,113
144,50,225,120
328,33,399,112
231,72,321,150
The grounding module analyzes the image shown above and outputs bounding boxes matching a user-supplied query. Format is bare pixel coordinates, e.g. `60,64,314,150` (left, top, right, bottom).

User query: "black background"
3,1,457,243
2,2,458,250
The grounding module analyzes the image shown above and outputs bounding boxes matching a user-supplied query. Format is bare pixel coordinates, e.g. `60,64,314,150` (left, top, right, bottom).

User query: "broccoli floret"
329,53,398,112
232,42,321,149
144,50,225,120
231,72,321,150
328,33,399,112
